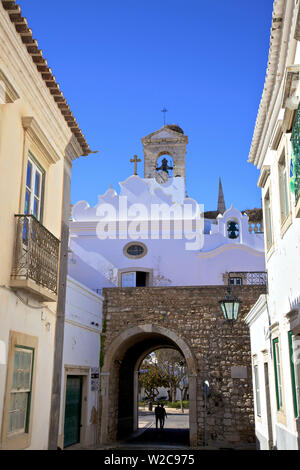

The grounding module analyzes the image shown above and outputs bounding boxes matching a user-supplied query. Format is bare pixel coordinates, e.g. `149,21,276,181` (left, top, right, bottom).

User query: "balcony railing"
227,271,267,286
248,221,264,234
11,215,60,298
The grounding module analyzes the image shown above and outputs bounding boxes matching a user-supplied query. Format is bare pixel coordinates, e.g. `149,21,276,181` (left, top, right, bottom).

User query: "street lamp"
219,286,241,322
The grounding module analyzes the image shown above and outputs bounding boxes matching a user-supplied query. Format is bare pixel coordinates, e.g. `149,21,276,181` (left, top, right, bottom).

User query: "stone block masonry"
100,285,266,447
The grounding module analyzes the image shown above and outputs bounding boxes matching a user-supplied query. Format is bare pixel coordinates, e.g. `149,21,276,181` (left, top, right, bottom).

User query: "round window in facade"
123,242,148,259
227,220,239,239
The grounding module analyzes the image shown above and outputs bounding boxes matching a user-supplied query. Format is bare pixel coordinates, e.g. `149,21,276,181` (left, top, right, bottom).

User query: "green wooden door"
64,376,82,448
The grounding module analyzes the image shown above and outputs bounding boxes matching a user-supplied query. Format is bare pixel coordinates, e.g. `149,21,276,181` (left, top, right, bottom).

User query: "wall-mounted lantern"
219,286,241,322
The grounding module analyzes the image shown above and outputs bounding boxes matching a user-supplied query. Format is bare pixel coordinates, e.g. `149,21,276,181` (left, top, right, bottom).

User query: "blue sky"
20,0,274,212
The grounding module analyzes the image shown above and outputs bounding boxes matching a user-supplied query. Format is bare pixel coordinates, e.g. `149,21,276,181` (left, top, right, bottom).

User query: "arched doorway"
135,346,189,447
99,324,197,446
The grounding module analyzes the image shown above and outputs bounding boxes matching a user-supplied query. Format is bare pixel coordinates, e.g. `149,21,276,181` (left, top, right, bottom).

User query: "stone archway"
99,324,198,446
100,285,266,448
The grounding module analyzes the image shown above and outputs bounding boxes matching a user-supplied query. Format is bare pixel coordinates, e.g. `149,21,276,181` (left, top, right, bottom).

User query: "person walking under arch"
154,403,161,429
159,403,167,429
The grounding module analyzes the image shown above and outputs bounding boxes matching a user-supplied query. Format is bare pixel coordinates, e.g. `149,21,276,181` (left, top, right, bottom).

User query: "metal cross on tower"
161,107,168,126
130,154,141,176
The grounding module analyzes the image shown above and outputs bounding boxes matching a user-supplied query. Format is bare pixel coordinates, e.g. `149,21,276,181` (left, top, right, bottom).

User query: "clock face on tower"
155,171,169,185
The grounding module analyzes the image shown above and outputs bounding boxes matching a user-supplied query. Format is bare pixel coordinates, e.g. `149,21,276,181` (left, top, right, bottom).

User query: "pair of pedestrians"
154,403,167,429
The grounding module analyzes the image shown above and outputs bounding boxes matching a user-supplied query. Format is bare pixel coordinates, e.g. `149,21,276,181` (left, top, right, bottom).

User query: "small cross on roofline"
130,155,141,176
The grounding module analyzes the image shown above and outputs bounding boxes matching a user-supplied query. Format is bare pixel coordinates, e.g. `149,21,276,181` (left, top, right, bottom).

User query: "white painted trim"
67,275,104,301
70,222,100,231
0,68,19,102
197,243,265,259
270,120,284,151
65,318,101,334
249,0,297,168
244,294,268,326
0,4,75,155
258,166,271,189
22,117,60,164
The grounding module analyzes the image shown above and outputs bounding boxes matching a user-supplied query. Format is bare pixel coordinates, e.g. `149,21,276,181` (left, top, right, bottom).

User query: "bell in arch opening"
156,154,174,178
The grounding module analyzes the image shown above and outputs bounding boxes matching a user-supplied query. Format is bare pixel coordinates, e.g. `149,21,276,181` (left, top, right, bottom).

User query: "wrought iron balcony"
227,271,267,286
10,215,60,301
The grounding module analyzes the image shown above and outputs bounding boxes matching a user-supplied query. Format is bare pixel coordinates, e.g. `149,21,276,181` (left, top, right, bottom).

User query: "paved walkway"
121,408,190,449
138,407,189,430
65,408,256,451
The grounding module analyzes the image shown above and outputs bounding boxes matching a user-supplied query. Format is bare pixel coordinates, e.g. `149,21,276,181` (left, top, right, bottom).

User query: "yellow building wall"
0,2,83,449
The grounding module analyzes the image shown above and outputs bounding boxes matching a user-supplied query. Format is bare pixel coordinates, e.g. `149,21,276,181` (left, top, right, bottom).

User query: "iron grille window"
126,244,144,257
227,272,267,286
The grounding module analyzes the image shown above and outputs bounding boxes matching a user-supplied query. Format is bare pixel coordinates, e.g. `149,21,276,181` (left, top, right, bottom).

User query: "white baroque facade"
245,0,300,450
68,126,265,293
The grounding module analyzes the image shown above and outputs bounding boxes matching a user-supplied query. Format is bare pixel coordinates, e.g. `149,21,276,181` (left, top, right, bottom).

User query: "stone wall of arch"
99,285,266,447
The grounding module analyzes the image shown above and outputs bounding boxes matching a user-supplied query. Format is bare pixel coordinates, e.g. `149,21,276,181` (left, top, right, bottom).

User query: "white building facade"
58,277,103,449
245,0,300,450
63,124,266,448
68,125,266,293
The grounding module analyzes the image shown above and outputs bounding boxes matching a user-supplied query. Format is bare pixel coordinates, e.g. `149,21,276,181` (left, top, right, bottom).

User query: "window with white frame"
278,150,290,223
273,338,283,411
8,347,34,435
229,277,243,286
24,155,44,221
121,271,149,287
254,364,261,417
123,242,147,259
264,190,273,250
290,333,300,418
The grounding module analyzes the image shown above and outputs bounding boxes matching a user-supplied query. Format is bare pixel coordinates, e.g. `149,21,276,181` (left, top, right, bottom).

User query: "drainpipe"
48,154,72,449
203,380,210,447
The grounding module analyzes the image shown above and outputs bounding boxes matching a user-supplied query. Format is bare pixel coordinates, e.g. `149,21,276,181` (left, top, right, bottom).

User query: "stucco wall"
247,1,300,450
0,1,83,450
58,277,103,448
0,288,56,449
